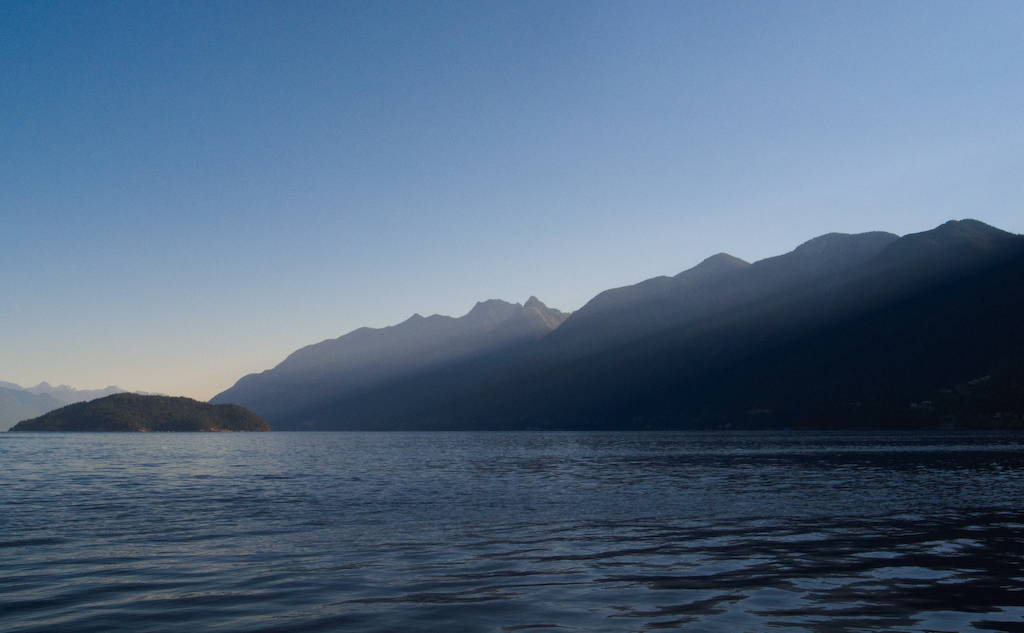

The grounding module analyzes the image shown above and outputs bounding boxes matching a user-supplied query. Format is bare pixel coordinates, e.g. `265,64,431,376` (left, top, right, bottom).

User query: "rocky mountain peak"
524,296,544,309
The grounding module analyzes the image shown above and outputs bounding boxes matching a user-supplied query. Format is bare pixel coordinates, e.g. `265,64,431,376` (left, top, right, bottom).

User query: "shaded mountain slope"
569,252,750,320
608,240,1024,430
266,220,1024,431
543,231,898,358
10,394,269,432
443,221,1024,430
210,297,568,423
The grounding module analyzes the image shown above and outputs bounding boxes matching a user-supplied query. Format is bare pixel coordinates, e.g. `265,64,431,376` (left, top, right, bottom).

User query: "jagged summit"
3,381,127,405
466,299,521,326
210,296,568,423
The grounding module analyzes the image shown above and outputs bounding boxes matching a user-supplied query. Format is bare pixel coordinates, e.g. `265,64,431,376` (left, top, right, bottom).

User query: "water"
3,432,1024,632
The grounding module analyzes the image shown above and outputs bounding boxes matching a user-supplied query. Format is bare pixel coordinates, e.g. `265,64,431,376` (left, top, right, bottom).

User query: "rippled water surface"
3,432,1024,632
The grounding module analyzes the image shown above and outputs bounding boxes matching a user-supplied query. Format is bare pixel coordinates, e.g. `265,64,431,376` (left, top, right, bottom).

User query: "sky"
1,1,1022,400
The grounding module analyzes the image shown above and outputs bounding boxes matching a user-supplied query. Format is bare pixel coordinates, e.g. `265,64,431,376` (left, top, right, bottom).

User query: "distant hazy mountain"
0,382,166,431
22,382,125,405
212,219,1024,431
0,387,64,431
210,297,568,424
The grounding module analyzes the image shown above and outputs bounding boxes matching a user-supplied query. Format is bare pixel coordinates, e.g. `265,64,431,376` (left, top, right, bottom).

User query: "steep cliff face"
210,297,568,423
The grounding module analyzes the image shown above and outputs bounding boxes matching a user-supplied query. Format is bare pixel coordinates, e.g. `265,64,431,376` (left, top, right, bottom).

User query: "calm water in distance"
3,431,1024,632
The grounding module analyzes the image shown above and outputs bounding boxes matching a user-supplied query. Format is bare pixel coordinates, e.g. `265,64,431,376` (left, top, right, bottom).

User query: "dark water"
3,432,1024,632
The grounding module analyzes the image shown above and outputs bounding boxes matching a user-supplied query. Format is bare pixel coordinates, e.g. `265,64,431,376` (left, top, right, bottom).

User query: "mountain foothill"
208,219,1024,431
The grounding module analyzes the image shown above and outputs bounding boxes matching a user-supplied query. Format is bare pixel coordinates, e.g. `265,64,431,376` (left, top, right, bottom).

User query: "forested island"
9,393,270,432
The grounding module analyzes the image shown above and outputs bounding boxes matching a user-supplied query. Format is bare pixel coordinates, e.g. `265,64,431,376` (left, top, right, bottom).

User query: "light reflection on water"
2,431,1024,632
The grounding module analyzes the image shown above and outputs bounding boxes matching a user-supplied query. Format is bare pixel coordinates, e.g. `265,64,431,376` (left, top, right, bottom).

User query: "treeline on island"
10,393,269,432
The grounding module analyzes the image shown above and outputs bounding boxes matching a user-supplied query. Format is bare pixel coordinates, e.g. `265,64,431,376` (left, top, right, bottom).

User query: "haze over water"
4,432,1024,632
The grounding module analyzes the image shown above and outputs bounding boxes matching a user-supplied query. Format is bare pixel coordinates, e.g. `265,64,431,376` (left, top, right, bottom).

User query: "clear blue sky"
2,1,1022,400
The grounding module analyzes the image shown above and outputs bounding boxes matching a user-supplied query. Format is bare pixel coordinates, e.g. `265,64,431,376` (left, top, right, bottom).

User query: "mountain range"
211,297,568,424
0,382,130,431
208,219,1021,431
0,382,169,431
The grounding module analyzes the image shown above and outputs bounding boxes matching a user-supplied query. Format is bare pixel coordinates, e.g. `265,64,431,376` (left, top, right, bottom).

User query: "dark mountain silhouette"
210,297,568,423
10,393,269,432
411,219,1022,430
541,230,899,359
213,219,1024,431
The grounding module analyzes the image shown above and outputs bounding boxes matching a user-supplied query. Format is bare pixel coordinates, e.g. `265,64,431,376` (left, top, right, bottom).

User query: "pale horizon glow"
2,1,1022,400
